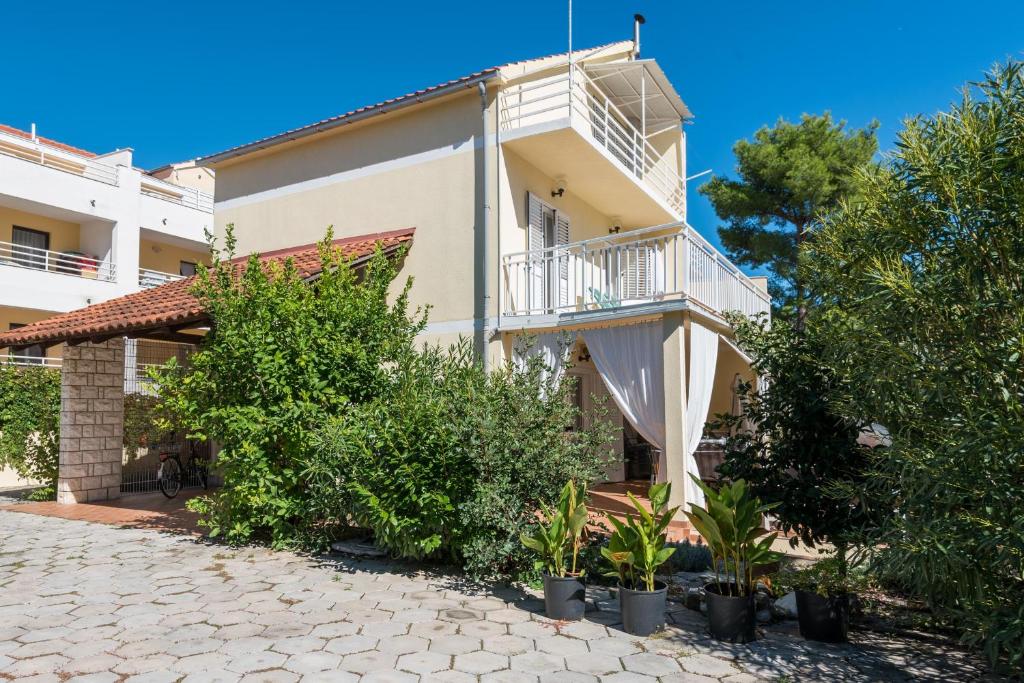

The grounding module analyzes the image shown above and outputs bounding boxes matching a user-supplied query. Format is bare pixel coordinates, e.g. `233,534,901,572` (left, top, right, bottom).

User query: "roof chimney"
30,123,37,141
633,14,645,59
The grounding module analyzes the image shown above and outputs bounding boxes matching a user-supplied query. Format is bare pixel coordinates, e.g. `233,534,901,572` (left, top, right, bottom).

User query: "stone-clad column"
57,339,124,504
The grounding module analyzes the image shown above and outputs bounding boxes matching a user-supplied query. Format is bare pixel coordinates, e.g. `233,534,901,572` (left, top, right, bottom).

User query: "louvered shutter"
556,212,570,307
527,193,545,312
621,243,655,299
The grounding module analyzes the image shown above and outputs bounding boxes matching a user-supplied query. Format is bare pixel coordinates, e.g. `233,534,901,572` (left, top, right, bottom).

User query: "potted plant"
521,479,590,620
685,476,782,643
601,482,678,636
775,555,862,643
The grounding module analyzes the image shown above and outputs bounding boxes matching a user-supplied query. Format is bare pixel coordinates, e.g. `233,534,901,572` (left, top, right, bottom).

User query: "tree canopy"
700,113,877,319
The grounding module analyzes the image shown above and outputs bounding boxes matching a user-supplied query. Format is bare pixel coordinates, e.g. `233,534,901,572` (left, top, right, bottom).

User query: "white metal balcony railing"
501,223,771,320
499,66,686,215
0,127,213,212
2,354,62,369
138,268,186,288
0,127,119,185
140,177,215,213
0,240,116,282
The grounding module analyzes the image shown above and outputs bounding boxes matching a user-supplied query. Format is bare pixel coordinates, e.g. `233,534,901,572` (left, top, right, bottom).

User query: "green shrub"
0,363,60,499
308,338,618,578
156,226,425,547
806,62,1024,672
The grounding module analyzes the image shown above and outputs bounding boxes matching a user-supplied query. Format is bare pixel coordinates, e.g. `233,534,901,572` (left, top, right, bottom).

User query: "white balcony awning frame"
583,60,692,133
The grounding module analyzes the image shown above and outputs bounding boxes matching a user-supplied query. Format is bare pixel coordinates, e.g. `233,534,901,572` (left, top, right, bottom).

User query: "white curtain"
684,322,719,509
583,322,665,452
513,332,577,394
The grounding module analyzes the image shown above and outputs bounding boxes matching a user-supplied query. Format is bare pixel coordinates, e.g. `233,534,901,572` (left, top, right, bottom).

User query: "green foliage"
123,393,177,452
155,224,425,547
309,339,618,578
0,363,60,499
684,477,782,597
665,540,713,573
805,62,1024,672
772,554,869,598
601,482,678,591
699,113,877,318
520,479,590,577
712,315,873,555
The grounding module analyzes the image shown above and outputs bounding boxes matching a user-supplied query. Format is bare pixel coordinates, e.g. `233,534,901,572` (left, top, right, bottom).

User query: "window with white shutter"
527,193,570,312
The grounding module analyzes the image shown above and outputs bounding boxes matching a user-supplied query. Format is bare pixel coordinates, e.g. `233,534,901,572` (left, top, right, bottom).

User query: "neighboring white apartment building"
0,123,214,365
0,123,213,487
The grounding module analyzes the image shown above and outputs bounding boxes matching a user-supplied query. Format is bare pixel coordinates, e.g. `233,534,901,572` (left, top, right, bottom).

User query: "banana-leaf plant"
521,480,590,577
601,482,679,591
684,475,783,596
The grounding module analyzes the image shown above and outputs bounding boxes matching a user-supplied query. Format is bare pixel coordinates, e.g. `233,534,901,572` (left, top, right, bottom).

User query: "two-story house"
200,37,770,508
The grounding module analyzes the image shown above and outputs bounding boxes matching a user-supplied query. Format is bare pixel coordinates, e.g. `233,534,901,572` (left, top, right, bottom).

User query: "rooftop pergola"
0,229,414,503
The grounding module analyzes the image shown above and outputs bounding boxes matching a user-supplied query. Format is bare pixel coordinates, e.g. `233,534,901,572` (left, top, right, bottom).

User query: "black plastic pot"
705,583,757,643
618,581,667,636
796,590,849,643
542,573,586,621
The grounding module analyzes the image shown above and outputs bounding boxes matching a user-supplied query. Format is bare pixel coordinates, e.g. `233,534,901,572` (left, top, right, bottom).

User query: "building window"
11,226,50,270
179,261,197,276
8,323,44,364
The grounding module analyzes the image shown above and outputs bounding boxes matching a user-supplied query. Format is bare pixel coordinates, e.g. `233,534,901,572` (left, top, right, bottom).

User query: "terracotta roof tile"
0,228,414,349
0,123,99,158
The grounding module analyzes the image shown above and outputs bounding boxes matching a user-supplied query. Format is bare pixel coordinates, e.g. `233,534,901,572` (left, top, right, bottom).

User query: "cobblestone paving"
0,510,1000,682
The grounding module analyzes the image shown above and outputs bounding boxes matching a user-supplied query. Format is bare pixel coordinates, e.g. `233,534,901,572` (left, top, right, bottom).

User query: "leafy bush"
520,480,589,577
685,477,782,597
0,363,60,500
155,226,425,547
713,315,873,560
806,62,1024,672
602,482,679,591
772,555,869,597
123,393,178,452
308,339,618,578
665,540,713,573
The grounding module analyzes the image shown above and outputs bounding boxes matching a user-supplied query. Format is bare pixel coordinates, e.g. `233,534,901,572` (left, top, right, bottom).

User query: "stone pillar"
661,311,688,510
57,339,124,504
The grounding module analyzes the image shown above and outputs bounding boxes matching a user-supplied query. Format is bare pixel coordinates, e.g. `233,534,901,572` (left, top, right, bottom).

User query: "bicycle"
157,440,209,498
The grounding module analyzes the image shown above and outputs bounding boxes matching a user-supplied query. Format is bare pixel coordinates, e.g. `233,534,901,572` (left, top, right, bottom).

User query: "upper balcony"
0,126,213,215
499,61,688,226
501,223,771,322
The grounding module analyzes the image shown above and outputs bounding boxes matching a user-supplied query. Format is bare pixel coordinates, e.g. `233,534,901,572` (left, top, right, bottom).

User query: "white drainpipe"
479,81,492,373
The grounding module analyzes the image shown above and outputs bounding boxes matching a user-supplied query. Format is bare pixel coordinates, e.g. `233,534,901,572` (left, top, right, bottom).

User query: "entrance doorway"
623,421,657,482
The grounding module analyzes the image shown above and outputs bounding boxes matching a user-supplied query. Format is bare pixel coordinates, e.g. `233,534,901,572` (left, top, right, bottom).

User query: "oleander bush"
806,62,1024,673
0,363,60,500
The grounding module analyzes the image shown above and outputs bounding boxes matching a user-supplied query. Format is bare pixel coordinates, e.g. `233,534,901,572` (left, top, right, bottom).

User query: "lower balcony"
0,240,116,282
501,223,770,321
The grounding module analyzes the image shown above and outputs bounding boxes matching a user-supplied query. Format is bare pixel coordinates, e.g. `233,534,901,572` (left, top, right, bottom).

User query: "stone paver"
0,508,1002,682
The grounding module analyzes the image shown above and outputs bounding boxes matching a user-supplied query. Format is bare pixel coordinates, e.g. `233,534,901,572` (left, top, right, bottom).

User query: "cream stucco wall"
0,306,61,361
0,206,81,256
138,239,209,275
213,92,487,352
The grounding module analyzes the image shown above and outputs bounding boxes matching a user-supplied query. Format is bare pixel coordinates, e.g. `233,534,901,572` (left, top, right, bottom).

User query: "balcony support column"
661,310,688,510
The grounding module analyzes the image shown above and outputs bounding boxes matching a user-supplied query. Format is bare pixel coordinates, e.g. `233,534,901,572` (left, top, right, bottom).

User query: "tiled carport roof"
0,228,414,350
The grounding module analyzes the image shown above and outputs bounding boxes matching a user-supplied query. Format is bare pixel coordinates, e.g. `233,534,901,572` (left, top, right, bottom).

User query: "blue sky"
3,1,1023,251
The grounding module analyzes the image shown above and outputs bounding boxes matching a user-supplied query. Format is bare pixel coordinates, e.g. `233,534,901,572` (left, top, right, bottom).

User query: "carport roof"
0,228,415,350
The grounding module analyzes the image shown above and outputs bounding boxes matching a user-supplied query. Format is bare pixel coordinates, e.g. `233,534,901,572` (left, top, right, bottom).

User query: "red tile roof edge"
0,123,99,158
0,228,414,349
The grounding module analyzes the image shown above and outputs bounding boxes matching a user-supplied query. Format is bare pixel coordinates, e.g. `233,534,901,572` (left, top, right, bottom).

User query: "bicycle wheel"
158,456,183,499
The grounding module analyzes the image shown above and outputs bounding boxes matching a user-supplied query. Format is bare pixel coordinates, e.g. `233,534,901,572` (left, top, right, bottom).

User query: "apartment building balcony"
499,62,689,227
138,267,185,289
501,223,770,323
0,126,213,228
0,240,116,282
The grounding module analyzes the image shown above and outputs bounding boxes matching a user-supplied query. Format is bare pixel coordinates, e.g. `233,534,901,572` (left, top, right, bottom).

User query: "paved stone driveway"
0,510,999,682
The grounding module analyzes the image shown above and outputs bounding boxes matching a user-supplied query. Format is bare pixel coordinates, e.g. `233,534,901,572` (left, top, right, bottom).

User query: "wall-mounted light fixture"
552,176,568,198
609,225,621,234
